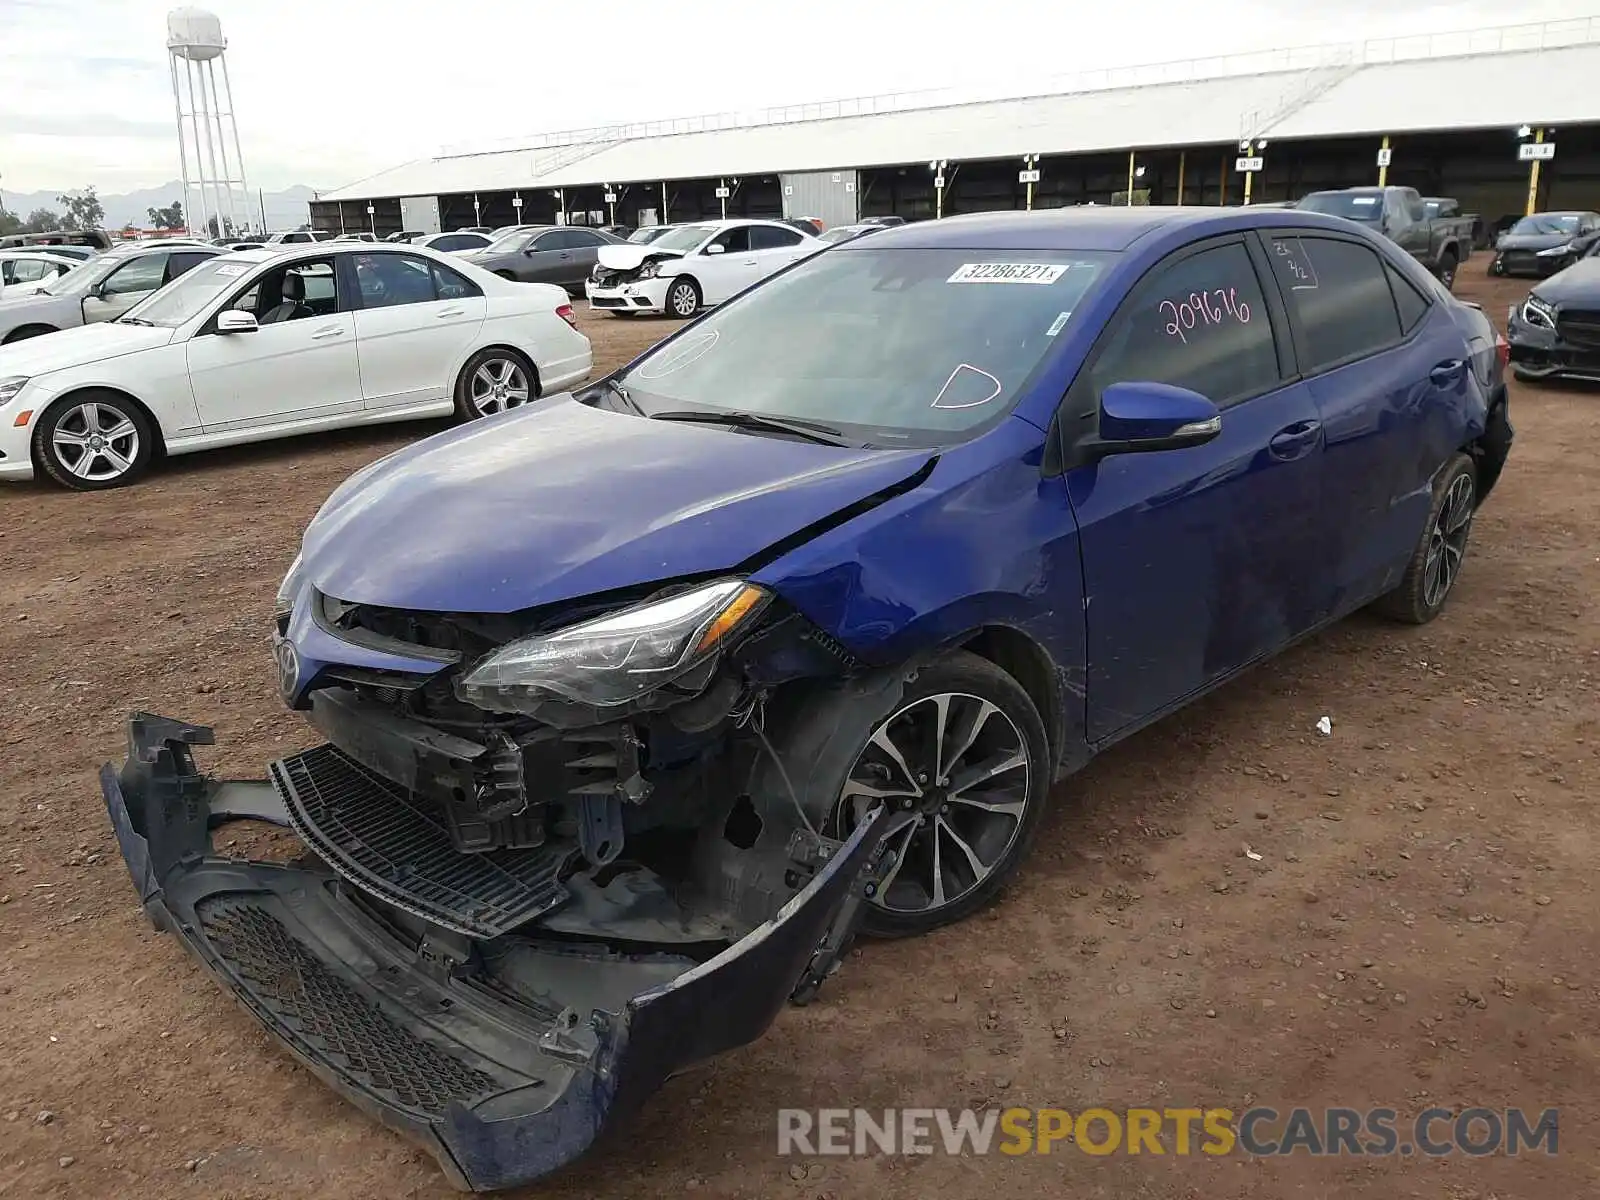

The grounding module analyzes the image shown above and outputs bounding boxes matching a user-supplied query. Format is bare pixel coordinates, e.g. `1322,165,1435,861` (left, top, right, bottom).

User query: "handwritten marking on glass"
1272,238,1320,290
931,363,1004,409
1158,289,1251,344
636,329,720,379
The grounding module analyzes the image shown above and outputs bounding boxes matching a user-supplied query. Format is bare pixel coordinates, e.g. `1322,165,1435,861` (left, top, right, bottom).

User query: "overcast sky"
0,0,1592,195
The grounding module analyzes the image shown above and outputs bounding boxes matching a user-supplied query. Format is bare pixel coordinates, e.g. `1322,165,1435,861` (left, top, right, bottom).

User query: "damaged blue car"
102,206,1512,1190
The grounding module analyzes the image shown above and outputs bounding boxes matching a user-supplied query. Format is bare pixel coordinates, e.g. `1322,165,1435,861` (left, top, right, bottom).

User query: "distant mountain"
0,181,320,234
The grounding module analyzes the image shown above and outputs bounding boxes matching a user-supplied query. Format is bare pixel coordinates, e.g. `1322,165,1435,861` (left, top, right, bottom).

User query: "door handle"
437,308,465,318
742,258,758,265
310,325,343,340
1268,419,1322,459
1429,359,1466,385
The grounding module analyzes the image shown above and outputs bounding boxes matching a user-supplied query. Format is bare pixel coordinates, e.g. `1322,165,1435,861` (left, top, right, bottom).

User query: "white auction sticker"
213,264,249,277
1046,311,1072,336
947,262,1067,285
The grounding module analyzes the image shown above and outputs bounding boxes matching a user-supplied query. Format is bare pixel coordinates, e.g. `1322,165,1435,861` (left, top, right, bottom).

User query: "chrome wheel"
468,356,532,415
51,400,140,483
1422,472,1474,608
834,692,1032,916
668,280,698,318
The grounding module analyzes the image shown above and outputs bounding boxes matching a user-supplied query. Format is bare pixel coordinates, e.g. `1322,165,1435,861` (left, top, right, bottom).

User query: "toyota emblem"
275,638,300,704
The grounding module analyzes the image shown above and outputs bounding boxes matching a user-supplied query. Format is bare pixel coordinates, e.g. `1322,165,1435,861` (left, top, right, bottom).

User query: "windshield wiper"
604,377,644,414
650,408,851,446
116,317,154,326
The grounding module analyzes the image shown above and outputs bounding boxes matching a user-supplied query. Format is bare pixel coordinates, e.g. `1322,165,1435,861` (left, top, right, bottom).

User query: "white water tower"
167,7,252,236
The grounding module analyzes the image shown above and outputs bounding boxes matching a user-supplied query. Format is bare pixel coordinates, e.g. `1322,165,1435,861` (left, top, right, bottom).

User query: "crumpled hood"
302,394,933,614
1498,231,1575,253
1532,258,1600,304
597,244,682,272
0,320,176,374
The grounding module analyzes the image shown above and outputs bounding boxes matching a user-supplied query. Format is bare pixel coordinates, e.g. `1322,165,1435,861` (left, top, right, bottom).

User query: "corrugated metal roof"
316,25,1600,204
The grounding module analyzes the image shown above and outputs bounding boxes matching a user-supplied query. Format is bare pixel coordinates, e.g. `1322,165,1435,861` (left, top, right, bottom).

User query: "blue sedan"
100,206,1513,1191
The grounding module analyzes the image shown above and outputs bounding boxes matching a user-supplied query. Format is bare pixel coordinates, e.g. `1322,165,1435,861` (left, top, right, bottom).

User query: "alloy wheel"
1422,473,1474,608
833,692,1032,916
51,401,140,483
668,282,697,317
469,357,531,416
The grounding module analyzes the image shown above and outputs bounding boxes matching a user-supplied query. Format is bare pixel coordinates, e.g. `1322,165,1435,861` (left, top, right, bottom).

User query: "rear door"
1261,230,1469,613
748,223,811,280
350,252,487,410
1065,235,1330,742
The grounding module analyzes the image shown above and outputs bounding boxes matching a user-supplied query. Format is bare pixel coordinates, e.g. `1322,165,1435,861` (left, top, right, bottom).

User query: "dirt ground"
1,266,1595,1200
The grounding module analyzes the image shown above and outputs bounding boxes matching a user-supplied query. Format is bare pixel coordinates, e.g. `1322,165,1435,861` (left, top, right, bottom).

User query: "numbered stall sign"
1376,148,1393,168
1519,142,1556,162
1019,169,1041,184
1235,156,1264,173
715,186,730,198
604,192,617,203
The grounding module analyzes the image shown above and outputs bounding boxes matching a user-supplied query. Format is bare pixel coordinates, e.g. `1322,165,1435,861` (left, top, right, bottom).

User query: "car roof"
212,241,452,267
851,206,1372,252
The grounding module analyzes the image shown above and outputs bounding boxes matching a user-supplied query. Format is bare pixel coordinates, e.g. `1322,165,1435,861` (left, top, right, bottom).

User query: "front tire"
1372,453,1476,625
32,391,154,491
454,347,537,420
664,276,701,319
761,650,1051,938
1436,251,1458,292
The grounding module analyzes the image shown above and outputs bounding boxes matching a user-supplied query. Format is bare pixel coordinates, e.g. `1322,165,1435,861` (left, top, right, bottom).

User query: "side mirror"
1084,382,1221,459
705,243,726,255
217,310,259,335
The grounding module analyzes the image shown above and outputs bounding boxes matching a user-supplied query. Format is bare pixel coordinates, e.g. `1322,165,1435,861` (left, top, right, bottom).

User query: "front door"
1064,235,1330,743
81,252,170,323
695,226,762,305
185,254,362,430
349,252,487,409
748,223,812,284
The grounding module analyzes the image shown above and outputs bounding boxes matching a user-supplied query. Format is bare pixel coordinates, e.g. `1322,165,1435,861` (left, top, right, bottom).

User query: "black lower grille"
197,897,499,1118
272,745,574,938
1558,308,1600,350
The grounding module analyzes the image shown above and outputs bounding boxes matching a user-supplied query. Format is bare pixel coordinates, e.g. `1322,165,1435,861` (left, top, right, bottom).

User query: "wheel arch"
32,384,168,470
958,623,1074,778
471,343,541,397
3,323,60,344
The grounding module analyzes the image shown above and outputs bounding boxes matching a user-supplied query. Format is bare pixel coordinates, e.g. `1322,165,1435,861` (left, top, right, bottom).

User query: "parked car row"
102,204,1513,1193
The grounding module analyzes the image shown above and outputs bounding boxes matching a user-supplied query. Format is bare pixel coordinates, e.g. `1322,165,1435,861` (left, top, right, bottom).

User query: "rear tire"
453,347,538,421
32,391,154,491
755,650,1051,939
1372,453,1476,625
664,276,701,319
4,324,58,344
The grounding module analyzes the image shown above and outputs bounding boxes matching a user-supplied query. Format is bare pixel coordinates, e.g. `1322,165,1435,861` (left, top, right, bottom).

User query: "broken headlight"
1520,295,1556,330
274,552,305,623
455,579,769,714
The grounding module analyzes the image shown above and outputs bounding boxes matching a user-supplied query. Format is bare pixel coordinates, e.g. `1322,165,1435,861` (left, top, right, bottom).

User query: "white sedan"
584,218,825,318
0,251,80,298
0,242,593,490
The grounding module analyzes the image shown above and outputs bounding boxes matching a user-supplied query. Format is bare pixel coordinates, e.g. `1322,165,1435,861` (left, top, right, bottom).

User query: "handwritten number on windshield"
1159,289,1250,344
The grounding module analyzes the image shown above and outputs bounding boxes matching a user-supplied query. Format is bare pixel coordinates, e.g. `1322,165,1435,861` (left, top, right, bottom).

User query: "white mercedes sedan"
0,242,593,490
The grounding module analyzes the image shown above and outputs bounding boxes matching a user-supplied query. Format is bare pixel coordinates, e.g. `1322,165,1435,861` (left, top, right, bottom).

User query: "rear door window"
1264,235,1403,371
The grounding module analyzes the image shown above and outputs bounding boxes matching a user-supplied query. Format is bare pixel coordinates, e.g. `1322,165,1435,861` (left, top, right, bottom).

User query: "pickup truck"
1295,186,1473,291
1423,196,1487,250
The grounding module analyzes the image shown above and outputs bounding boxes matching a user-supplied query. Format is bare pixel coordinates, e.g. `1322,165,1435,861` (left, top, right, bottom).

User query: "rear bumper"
101,712,884,1192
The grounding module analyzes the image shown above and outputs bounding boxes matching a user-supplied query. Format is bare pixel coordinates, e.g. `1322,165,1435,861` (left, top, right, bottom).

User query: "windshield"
650,224,717,253
485,232,535,254
116,258,251,327
616,247,1111,446
42,254,126,297
1298,192,1383,222
1510,214,1580,236
629,227,667,243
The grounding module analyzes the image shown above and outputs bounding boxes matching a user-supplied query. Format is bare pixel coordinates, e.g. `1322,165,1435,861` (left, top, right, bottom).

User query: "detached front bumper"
585,276,669,313
101,713,884,1192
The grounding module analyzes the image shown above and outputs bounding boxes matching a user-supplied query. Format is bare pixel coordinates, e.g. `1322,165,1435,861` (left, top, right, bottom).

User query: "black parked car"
1505,240,1600,382
1490,211,1600,278
457,225,627,294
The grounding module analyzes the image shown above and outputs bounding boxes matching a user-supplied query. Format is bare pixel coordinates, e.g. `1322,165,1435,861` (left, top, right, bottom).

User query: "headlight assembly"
638,260,660,280
1536,242,1575,257
274,552,305,622
1521,295,1556,330
0,377,30,406
456,579,770,714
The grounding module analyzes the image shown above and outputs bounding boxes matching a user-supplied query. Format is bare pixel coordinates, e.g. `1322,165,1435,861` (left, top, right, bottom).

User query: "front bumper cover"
101,712,885,1192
